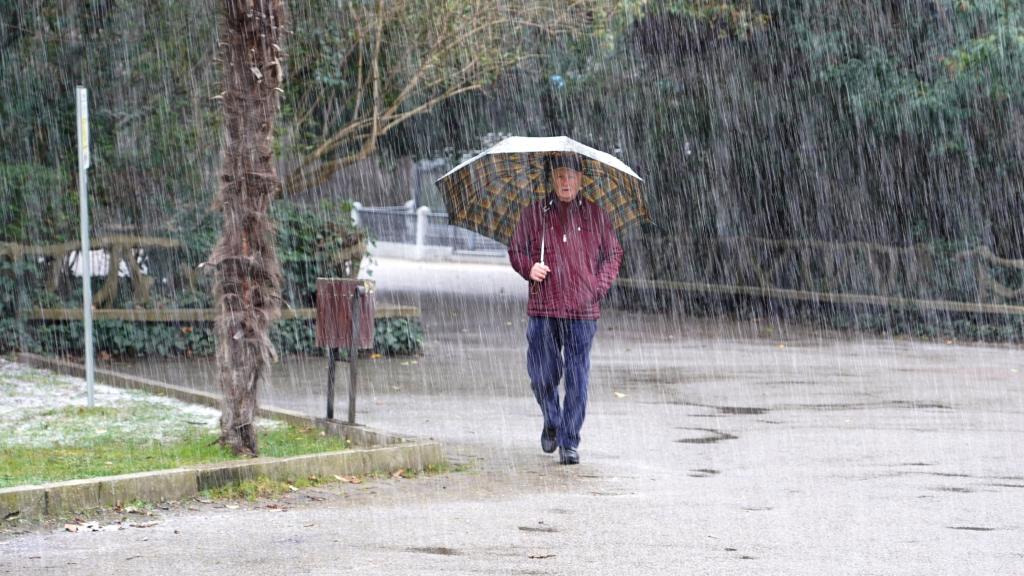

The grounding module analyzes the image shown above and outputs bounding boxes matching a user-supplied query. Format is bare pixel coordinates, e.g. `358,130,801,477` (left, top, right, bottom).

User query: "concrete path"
3,257,1023,575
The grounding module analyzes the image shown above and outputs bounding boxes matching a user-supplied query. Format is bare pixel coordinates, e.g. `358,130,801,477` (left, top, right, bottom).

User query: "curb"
5,353,446,521
0,442,444,520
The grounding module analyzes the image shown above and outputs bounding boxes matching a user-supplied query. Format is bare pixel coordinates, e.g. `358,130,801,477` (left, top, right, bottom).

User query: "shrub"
6,316,420,358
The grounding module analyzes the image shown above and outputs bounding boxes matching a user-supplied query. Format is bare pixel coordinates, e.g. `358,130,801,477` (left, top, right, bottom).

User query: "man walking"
508,154,624,465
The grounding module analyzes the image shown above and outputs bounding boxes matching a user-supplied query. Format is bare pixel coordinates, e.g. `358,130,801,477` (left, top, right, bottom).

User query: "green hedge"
3,316,421,359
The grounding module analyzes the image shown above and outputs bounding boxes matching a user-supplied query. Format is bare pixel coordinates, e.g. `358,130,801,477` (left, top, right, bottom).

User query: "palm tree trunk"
209,0,287,456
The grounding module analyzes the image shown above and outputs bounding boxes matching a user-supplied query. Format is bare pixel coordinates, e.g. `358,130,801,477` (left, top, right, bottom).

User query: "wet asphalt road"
3,258,1024,575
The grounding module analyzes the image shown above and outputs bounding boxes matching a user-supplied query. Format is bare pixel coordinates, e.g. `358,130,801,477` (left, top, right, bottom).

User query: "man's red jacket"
508,196,624,320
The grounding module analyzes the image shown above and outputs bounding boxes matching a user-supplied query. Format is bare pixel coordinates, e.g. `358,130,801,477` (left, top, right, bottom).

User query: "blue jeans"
526,317,598,450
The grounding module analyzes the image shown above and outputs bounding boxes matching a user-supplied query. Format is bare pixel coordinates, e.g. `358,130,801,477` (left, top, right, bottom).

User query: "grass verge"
0,420,348,488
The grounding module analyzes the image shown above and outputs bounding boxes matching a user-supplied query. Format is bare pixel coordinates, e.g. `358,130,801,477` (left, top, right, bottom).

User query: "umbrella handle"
530,234,546,296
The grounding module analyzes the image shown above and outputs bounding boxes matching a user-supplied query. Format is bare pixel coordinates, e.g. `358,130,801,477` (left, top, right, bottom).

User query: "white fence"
352,202,506,260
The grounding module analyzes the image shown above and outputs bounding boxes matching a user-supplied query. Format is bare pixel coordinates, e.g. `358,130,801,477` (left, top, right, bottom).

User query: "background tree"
281,0,611,193
206,0,287,456
0,0,220,240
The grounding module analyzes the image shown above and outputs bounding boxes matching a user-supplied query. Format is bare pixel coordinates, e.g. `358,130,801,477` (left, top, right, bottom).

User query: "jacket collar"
544,194,584,213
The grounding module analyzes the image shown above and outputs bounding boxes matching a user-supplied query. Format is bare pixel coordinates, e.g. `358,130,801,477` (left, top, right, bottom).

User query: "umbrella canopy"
435,136,650,246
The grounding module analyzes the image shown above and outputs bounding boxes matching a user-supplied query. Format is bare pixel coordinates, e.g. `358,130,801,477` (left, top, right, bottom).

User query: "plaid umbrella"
435,136,651,246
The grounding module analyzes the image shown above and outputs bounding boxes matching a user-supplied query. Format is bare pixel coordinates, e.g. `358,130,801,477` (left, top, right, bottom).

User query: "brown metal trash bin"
315,278,375,423
316,278,375,349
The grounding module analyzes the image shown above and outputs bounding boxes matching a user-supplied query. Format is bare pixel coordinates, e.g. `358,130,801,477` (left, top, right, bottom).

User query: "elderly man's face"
552,167,583,203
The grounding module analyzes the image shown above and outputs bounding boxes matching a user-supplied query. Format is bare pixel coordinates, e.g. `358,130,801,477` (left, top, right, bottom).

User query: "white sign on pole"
76,86,90,169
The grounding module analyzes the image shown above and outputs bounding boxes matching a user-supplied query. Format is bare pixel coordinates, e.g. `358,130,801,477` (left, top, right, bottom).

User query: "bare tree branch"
283,0,604,194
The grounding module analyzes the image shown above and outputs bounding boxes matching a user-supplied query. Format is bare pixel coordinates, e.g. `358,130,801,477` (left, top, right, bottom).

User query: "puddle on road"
678,400,951,413
784,400,952,411
675,428,738,444
716,405,770,415
662,402,771,415
518,526,558,533
618,369,745,388
930,486,974,493
408,547,461,556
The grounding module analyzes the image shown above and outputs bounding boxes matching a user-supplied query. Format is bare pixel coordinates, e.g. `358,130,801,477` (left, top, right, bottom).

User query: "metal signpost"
76,86,95,407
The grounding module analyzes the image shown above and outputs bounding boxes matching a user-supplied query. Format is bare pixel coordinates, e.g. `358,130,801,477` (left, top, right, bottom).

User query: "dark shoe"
541,427,557,453
559,446,579,465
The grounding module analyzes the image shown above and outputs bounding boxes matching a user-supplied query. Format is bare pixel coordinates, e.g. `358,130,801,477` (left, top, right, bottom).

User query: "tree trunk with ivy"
208,0,287,456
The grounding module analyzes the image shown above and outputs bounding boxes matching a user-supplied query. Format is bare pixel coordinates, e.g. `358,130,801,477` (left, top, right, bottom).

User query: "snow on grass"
0,359,280,449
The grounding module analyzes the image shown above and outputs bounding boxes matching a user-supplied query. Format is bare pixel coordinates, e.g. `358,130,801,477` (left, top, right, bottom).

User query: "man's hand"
529,262,551,282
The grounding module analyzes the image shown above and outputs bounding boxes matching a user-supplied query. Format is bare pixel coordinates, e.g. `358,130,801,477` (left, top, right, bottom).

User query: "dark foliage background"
2,1,1023,347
